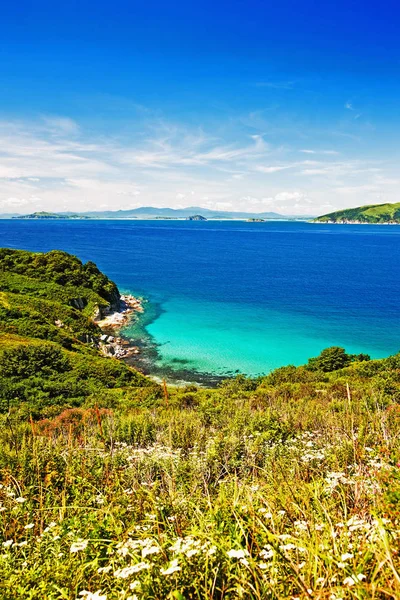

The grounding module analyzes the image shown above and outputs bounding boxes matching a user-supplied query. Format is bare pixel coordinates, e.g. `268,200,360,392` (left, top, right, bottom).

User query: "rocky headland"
95,294,144,359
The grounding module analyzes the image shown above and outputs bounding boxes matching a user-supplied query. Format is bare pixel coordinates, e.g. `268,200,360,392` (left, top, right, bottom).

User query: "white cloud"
275,191,307,202
300,149,339,155
241,196,261,205
0,196,33,208
214,202,233,209
0,115,398,216
255,165,290,173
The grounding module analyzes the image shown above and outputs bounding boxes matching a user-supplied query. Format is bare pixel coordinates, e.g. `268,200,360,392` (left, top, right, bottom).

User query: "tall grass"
0,382,399,599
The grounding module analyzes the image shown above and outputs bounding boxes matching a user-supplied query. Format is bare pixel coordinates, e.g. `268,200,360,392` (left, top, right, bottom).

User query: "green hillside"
0,248,399,598
315,201,400,223
0,248,159,418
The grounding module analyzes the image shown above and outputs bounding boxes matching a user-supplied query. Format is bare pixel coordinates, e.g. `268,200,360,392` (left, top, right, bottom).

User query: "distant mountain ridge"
315,202,400,224
1,206,314,220
82,206,290,219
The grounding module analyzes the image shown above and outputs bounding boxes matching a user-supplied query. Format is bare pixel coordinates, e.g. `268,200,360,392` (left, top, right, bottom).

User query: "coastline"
96,293,230,387
95,294,144,360
314,220,400,225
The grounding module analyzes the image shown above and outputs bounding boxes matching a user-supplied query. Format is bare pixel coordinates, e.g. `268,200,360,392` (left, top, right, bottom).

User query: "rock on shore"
95,294,144,359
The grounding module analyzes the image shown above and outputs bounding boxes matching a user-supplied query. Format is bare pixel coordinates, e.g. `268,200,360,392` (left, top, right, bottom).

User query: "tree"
308,347,350,372
307,346,370,372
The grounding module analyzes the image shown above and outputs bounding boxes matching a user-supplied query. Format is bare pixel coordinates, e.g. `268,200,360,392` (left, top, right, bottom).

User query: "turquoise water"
1,219,400,381
144,296,392,376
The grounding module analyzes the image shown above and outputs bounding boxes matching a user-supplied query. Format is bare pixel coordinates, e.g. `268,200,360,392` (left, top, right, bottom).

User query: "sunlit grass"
0,388,399,599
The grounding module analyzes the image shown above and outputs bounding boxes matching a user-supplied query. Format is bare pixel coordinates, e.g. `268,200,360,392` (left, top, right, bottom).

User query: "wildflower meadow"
1,369,399,599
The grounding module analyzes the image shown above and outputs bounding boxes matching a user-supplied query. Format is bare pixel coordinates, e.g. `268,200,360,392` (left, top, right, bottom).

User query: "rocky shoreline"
95,294,144,359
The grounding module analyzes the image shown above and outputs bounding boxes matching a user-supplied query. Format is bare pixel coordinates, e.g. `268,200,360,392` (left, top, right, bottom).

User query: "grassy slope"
0,248,399,598
315,201,400,223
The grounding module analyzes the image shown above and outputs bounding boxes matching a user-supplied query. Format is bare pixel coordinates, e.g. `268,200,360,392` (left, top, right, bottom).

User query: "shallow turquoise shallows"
1,219,400,380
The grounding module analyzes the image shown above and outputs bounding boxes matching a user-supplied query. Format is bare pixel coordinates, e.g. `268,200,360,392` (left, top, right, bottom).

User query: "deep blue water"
1,219,400,379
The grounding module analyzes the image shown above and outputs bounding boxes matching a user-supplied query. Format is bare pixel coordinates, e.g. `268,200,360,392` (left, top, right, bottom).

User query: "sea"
1,219,400,383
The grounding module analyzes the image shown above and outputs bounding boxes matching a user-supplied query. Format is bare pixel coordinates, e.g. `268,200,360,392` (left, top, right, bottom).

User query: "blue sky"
0,0,399,215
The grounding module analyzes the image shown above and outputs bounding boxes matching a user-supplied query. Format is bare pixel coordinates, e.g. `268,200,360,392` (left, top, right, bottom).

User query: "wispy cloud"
0,115,398,216
254,165,290,173
120,132,270,169
300,149,339,155
254,81,295,90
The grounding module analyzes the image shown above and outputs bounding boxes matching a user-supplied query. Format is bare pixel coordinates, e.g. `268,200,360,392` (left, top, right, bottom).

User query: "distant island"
13,211,91,220
186,214,207,221
315,201,400,224
247,218,266,222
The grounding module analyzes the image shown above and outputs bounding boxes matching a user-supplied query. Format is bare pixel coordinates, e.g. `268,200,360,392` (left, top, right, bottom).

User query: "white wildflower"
129,581,141,590
24,523,34,530
294,520,308,531
160,559,181,575
15,497,26,504
280,543,297,551
114,563,150,578
340,553,353,562
258,508,273,518
227,549,247,559
343,573,366,586
43,522,57,533
3,540,13,548
259,549,274,559
70,539,89,553
97,566,112,574
78,591,107,600
142,545,160,558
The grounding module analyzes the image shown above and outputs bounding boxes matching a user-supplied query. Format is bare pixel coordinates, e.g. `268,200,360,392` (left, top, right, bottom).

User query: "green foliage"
307,346,370,372
0,344,70,378
315,201,400,223
0,343,157,418
0,247,159,418
0,248,119,304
